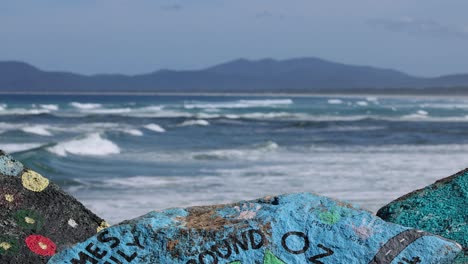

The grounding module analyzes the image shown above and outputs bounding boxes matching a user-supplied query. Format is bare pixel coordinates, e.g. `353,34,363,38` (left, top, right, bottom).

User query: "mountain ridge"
1,58,468,93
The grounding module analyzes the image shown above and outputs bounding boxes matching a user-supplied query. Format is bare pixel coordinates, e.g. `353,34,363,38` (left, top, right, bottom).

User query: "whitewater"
1,94,468,223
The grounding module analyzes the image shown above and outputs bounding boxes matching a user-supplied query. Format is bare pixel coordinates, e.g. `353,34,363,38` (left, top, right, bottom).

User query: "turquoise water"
1,94,468,223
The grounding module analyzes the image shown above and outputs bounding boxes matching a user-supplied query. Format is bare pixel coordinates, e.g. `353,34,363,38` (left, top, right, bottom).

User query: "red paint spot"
25,235,56,256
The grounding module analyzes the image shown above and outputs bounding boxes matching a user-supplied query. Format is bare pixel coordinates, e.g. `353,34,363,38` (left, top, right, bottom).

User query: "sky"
1,0,468,77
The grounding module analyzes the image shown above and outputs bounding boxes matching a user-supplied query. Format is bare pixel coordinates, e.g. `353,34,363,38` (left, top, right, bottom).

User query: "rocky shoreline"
1,150,466,263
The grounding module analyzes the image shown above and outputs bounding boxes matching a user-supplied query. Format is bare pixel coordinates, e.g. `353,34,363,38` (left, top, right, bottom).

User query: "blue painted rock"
377,169,468,263
0,150,109,263
49,193,461,264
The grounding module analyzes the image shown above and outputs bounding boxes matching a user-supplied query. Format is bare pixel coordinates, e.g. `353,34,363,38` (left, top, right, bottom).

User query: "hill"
1,58,468,93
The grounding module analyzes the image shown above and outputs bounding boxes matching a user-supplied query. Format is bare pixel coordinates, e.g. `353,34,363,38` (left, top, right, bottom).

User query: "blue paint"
48,193,461,264
0,152,24,177
377,169,467,252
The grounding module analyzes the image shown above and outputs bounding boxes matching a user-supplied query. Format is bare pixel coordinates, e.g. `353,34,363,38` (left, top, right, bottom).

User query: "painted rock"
49,193,461,264
377,169,468,264
0,150,109,263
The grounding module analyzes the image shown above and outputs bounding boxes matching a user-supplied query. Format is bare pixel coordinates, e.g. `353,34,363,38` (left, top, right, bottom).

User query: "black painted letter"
281,231,310,254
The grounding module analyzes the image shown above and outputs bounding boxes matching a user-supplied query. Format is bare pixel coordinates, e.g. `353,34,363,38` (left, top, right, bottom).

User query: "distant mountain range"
1,58,468,94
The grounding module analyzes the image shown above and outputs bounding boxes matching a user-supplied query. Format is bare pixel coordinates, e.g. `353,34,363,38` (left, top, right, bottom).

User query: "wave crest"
47,133,120,157
184,99,293,109
179,120,210,126
144,124,166,133
70,102,102,109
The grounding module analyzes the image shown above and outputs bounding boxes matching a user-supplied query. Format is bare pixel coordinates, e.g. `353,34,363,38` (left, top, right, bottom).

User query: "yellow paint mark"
25,217,36,224
0,242,12,250
38,242,48,250
4,194,14,202
21,170,49,192
97,221,110,233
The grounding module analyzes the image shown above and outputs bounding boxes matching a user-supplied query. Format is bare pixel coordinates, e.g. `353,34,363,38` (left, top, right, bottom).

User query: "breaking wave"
21,125,53,136
70,102,102,109
144,124,166,133
184,99,293,109
179,120,210,126
0,143,45,153
192,141,279,160
47,133,120,157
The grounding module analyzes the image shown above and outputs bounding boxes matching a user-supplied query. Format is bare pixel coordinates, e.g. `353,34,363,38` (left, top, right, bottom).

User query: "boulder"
377,169,468,263
49,193,461,264
0,150,109,263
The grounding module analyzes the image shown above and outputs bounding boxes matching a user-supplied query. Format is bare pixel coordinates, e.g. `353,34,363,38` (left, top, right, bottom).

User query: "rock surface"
377,169,468,264
0,150,109,263
49,193,461,264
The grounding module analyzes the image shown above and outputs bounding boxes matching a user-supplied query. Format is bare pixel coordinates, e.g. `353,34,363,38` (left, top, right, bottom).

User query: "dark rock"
377,169,467,263
0,150,109,263
49,193,461,264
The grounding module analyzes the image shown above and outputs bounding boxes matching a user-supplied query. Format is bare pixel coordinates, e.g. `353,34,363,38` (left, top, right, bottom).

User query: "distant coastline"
2,89,468,98
2,58,468,95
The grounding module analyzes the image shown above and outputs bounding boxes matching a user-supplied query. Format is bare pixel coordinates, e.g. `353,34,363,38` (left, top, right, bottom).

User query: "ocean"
1,94,467,223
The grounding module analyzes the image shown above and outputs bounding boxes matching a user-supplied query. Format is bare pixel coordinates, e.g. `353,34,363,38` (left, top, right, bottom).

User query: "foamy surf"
120,129,144,136
21,125,53,136
328,99,343,104
39,104,59,111
179,119,210,126
70,102,102,110
144,124,166,133
0,143,44,153
184,99,293,109
0,108,51,115
47,133,120,157
192,141,279,161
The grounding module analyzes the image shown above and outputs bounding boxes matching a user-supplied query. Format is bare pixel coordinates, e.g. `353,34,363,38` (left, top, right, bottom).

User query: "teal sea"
1,94,467,223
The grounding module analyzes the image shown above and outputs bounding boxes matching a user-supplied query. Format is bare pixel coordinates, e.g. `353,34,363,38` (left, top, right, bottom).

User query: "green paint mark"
13,209,44,232
319,209,341,225
229,249,286,264
264,249,286,264
0,236,20,256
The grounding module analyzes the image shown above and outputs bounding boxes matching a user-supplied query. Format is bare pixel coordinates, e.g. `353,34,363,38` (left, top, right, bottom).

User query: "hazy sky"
1,0,468,76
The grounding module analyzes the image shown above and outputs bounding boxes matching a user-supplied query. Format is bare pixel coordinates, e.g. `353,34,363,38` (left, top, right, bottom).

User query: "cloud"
160,4,183,11
368,17,468,39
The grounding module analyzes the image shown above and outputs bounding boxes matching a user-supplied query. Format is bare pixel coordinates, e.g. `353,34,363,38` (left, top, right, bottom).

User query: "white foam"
328,99,343,104
419,103,468,109
356,101,369,106
40,104,59,111
192,141,279,161
402,110,429,119
366,97,379,102
195,113,221,119
144,124,166,133
179,120,210,126
225,114,240,119
127,109,191,118
184,99,293,109
70,102,102,110
0,104,6,111
139,105,164,112
21,125,53,136
87,108,133,114
120,129,143,136
0,108,51,115
0,143,43,153
48,133,120,157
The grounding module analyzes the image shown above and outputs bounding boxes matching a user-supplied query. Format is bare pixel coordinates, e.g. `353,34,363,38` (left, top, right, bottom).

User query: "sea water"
1,94,467,223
